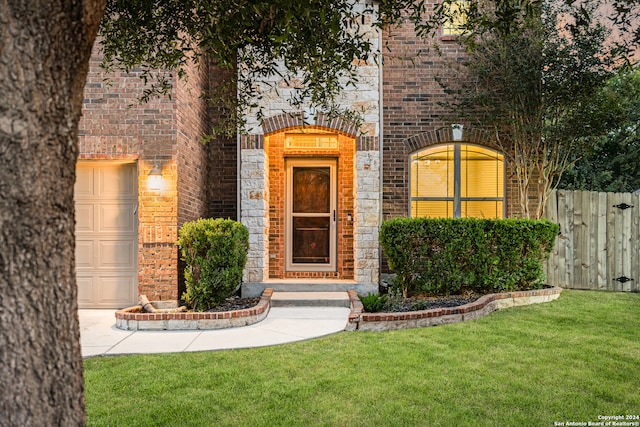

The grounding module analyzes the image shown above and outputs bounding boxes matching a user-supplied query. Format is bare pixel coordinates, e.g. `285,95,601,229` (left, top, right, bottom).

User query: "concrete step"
270,291,351,308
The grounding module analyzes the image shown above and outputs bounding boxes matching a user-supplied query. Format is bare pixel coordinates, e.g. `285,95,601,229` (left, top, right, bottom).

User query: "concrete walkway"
79,306,351,358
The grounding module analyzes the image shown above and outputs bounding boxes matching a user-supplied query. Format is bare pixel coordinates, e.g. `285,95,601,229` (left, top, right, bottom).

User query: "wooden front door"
286,159,337,272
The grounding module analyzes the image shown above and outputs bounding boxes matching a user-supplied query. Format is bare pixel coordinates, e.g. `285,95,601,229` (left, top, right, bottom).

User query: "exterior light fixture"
452,123,464,141
148,159,163,191
303,106,317,123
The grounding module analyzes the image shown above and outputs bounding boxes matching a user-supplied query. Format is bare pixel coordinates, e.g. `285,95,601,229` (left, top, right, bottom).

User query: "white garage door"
75,162,138,308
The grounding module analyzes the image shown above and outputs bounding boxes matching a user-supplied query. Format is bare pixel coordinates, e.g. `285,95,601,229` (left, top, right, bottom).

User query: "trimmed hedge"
177,218,249,311
379,218,558,297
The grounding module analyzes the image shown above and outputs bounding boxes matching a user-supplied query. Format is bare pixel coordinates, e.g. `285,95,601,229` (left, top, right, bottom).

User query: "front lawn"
84,290,640,426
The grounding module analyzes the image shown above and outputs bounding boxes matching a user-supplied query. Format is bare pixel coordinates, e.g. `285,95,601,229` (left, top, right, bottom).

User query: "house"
76,8,524,308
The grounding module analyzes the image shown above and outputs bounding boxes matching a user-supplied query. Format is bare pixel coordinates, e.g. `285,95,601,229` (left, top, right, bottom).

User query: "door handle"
333,210,336,221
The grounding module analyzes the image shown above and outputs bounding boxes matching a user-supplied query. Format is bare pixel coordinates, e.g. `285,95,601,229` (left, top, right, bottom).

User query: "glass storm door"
286,159,337,272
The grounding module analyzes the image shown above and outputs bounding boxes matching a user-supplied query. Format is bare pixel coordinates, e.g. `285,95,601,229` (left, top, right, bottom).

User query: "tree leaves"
432,0,632,217
99,0,392,133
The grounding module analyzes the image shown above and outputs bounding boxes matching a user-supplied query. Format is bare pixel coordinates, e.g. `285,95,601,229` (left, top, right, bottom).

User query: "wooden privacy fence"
544,190,639,292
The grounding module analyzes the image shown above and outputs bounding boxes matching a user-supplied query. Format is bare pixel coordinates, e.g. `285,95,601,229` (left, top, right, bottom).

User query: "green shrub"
177,218,249,311
359,293,388,313
379,217,558,297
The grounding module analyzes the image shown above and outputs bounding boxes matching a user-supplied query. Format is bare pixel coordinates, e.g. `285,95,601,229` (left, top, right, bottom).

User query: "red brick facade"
381,14,525,220
207,65,239,221
80,13,534,303
78,46,238,302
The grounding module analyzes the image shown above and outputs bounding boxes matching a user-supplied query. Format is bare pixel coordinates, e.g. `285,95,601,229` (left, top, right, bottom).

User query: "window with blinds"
410,144,504,218
443,0,469,36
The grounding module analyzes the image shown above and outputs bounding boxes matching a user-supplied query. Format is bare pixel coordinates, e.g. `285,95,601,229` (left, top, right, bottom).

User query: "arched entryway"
265,126,356,280
240,112,380,297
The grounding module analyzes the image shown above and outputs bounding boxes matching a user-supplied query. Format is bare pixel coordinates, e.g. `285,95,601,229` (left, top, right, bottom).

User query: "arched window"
410,144,504,218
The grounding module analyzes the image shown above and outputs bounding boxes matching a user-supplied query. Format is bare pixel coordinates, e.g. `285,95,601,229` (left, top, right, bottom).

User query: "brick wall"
176,59,210,225
206,64,238,220
78,43,224,302
78,44,180,301
382,13,466,220
79,48,176,160
381,10,530,220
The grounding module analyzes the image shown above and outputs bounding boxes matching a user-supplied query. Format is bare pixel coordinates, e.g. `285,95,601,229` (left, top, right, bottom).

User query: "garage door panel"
75,204,95,232
99,240,136,269
75,240,95,268
75,167,95,196
99,166,137,197
77,276,95,305
99,203,136,233
98,276,136,304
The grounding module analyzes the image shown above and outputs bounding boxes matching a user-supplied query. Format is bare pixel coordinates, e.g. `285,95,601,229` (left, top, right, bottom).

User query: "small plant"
381,288,406,312
360,289,410,313
177,218,249,311
359,293,388,313
409,299,432,311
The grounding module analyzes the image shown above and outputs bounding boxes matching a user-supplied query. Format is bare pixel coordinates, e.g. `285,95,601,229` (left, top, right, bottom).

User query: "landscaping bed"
346,287,563,331
206,296,261,312
361,291,482,313
115,289,272,331
115,287,562,332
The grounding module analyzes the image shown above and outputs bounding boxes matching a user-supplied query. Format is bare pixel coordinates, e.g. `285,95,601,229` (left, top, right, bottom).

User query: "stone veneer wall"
355,148,380,286
239,1,381,290
240,129,380,290
240,138,270,284
242,2,380,136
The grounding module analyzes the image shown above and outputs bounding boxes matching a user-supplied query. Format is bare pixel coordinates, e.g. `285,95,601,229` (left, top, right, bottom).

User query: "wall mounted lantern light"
452,123,464,141
148,158,163,191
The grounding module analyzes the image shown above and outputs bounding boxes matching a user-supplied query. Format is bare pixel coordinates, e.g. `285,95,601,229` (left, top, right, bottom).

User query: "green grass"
84,290,640,426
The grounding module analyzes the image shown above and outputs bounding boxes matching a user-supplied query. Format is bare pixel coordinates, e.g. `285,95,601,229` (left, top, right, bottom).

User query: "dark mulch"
384,294,481,313
206,296,261,312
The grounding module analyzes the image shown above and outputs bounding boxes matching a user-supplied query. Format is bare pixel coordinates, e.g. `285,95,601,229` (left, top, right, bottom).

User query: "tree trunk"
0,1,106,425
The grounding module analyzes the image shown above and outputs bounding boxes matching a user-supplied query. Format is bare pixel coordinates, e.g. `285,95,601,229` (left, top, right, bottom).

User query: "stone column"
355,150,380,294
240,146,269,286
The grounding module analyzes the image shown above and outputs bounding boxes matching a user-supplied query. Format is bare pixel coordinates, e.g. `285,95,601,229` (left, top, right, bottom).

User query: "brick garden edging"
345,287,563,331
115,288,273,331
114,286,562,332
